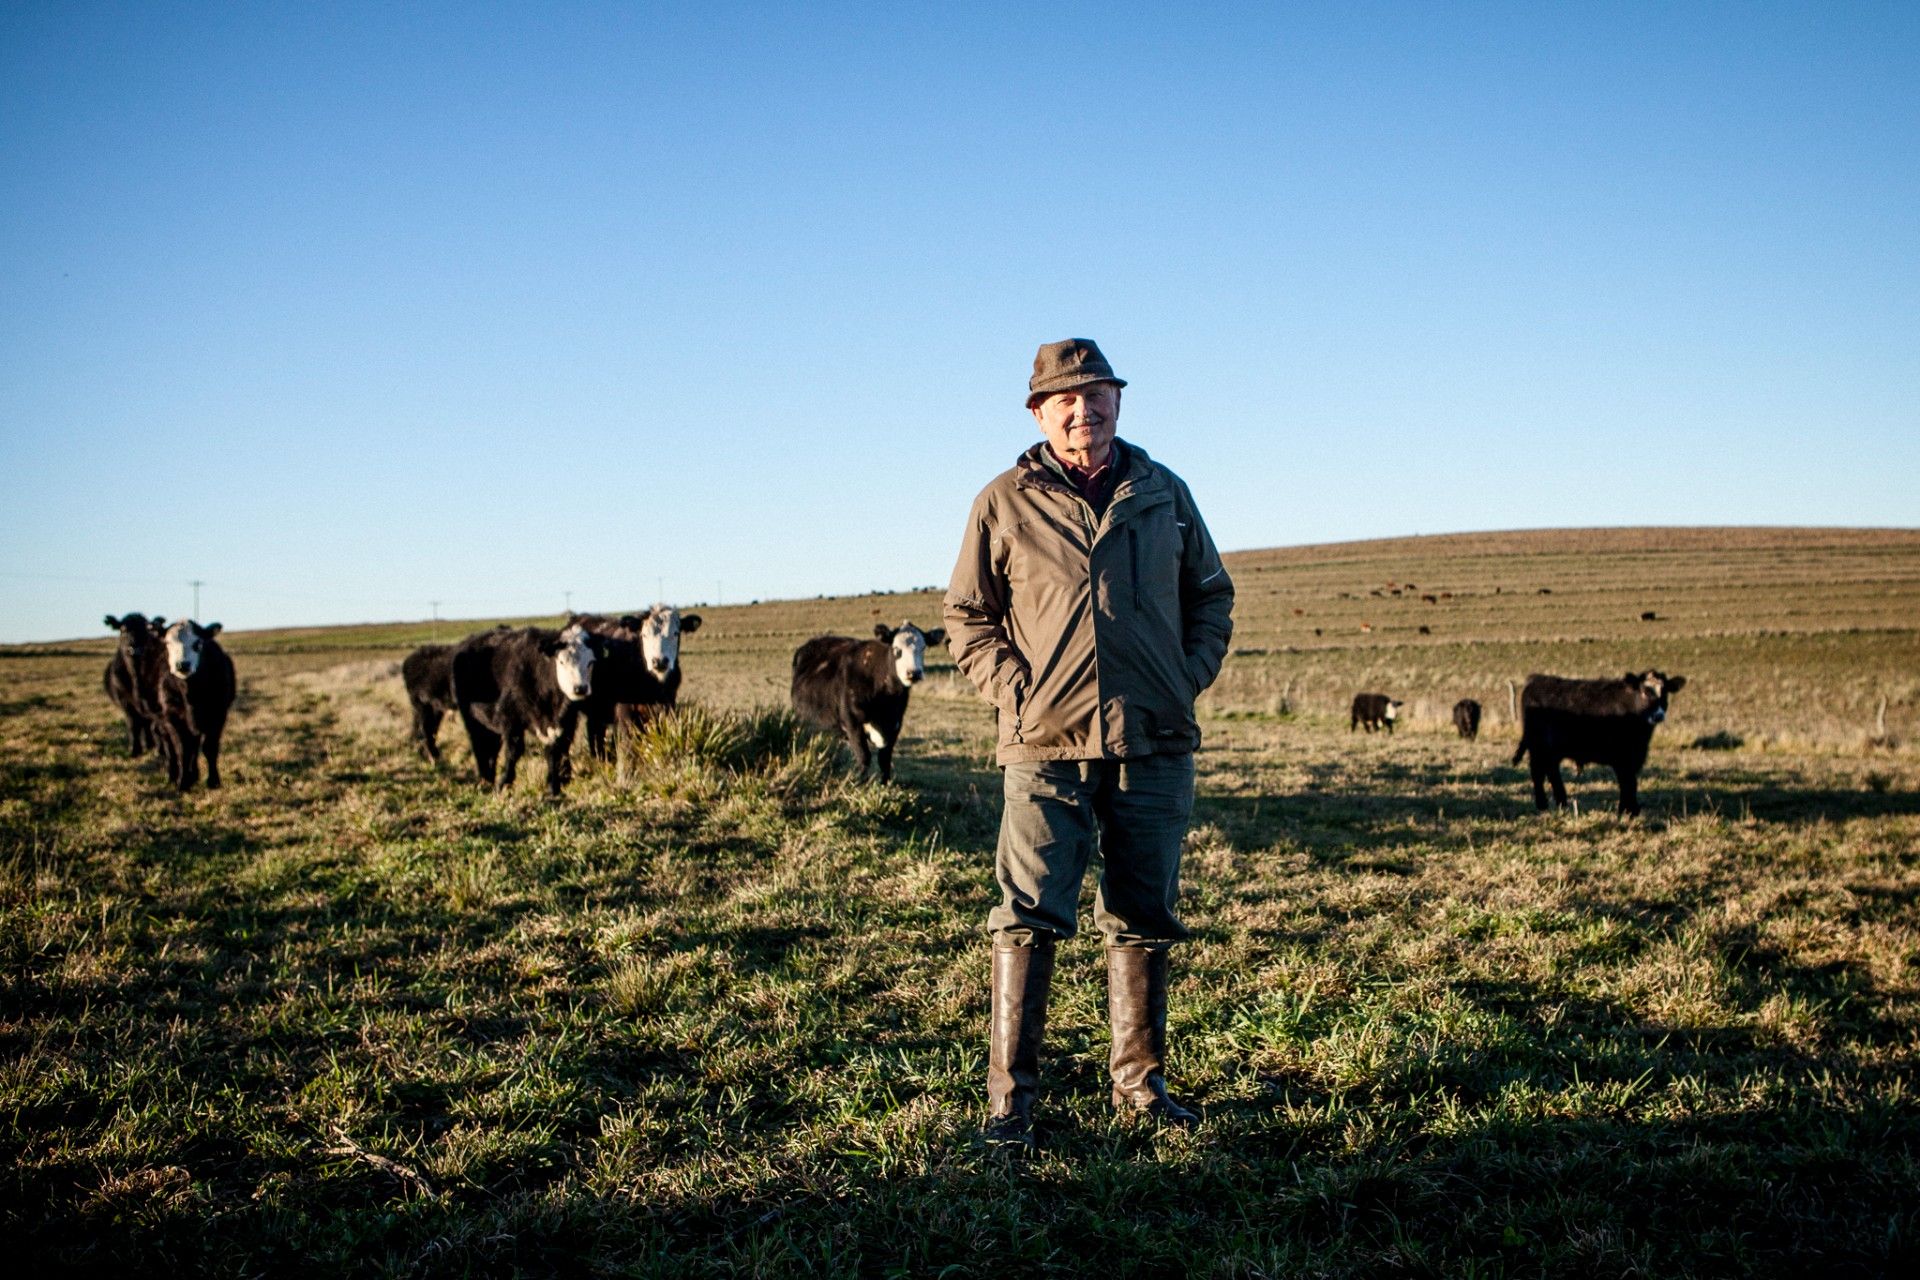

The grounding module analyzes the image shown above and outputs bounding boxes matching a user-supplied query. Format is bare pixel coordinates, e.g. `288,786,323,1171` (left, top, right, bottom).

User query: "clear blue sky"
3,1,1915,642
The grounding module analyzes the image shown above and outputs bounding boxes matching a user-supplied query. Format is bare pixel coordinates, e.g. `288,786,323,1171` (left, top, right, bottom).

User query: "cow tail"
1511,736,1529,766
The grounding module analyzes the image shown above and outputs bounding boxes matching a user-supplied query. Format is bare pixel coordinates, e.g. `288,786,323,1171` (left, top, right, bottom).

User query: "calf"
1512,671,1687,816
1452,698,1482,740
573,606,702,759
451,623,606,795
156,620,236,790
103,613,166,756
1350,692,1403,734
401,643,458,764
791,621,944,781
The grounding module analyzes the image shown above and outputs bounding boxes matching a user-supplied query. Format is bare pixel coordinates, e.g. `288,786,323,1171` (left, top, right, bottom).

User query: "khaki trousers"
988,753,1194,948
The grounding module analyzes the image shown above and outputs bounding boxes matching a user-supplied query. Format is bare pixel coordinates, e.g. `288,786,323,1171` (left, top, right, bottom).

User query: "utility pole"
564,590,573,618
656,576,664,605
189,579,204,619
430,600,442,645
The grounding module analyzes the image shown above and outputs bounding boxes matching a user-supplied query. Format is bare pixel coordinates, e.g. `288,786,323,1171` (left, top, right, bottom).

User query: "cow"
1511,671,1688,816
401,643,458,764
572,606,702,760
103,613,166,756
1640,611,1659,622
155,620,236,791
1350,692,1403,733
450,623,607,795
1452,698,1482,740
791,621,945,782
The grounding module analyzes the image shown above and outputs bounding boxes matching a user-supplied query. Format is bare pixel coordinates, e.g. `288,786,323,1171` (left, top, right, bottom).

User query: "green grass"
4,527,1918,1277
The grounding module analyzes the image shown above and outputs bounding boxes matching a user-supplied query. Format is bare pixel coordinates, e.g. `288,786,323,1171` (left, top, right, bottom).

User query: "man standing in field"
944,338,1235,1149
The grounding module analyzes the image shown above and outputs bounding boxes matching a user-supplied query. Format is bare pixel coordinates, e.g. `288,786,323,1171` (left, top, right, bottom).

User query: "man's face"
1031,381,1120,466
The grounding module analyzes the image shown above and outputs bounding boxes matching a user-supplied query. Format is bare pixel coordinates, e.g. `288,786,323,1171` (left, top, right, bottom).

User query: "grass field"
4,526,1918,1277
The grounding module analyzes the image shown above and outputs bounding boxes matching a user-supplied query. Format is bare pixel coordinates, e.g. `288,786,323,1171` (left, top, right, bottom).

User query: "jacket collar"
1015,438,1161,499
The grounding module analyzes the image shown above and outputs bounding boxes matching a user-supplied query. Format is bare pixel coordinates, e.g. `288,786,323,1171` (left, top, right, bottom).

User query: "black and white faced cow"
575,606,703,760
1512,671,1688,816
1452,698,1482,741
1350,692,1403,734
156,620,236,791
450,623,606,795
401,643,459,764
791,621,945,782
103,612,166,756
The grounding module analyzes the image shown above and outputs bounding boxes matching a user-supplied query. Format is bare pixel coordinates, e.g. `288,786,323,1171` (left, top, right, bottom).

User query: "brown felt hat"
1026,338,1126,406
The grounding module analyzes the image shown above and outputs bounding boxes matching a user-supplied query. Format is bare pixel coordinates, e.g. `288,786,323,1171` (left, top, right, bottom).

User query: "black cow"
1350,692,1403,733
103,612,166,756
1511,671,1688,816
401,643,458,764
791,621,944,782
572,607,701,760
451,623,606,795
156,620,236,791
1452,698,1482,740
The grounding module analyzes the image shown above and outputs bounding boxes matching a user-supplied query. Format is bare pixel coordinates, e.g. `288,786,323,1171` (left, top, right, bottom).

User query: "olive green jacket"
944,440,1234,764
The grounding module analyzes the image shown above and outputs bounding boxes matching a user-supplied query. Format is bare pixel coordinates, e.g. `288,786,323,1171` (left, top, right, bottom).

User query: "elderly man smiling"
944,338,1235,1149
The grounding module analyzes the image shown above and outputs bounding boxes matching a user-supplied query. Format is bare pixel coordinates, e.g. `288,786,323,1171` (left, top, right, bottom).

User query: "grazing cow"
1421,594,1437,604
573,606,703,759
1640,611,1659,622
1418,625,1432,635
791,621,945,781
401,643,458,764
156,621,236,791
451,623,606,795
1452,698,1482,740
1350,692,1403,733
1511,671,1688,816
103,613,166,756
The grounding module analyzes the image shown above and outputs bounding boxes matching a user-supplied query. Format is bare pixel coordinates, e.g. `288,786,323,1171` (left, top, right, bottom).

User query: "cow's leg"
202,726,222,789
499,726,525,789
124,710,145,756
877,740,895,784
1617,769,1640,817
583,708,608,762
174,726,201,791
545,714,579,796
1548,760,1569,809
841,717,871,777
459,707,500,785
419,705,444,765
1530,758,1551,811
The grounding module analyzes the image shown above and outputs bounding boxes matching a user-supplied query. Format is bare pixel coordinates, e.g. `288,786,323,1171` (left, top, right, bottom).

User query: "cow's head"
163,620,222,677
1385,699,1404,722
540,623,606,701
633,605,701,678
105,613,161,657
875,621,946,687
1623,671,1687,724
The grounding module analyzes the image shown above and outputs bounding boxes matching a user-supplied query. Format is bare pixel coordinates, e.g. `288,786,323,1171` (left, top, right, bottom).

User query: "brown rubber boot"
982,938,1056,1150
1107,946,1199,1127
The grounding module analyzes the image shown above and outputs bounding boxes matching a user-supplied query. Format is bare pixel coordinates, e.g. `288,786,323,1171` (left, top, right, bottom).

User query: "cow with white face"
450,624,609,796
638,605,703,679
550,622,599,701
790,620,946,782
573,606,704,761
154,620,237,791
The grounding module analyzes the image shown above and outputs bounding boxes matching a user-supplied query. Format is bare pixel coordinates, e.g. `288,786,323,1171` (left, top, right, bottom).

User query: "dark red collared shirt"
1043,441,1123,520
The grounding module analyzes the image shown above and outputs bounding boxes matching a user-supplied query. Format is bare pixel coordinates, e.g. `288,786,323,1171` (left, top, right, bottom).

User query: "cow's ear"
1665,675,1686,693
922,627,946,646
874,624,893,641
203,622,222,637
618,614,644,631
151,616,166,630
105,615,121,630
539,635,563,655
1624,671,1641,684
680,614,702,633
588,635,611,657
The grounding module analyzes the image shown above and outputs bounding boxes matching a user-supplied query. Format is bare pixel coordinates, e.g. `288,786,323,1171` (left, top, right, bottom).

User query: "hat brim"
1025,374,1126,406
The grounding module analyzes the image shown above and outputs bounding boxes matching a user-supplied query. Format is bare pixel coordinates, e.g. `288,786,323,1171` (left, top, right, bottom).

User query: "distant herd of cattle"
100,610,1686,815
